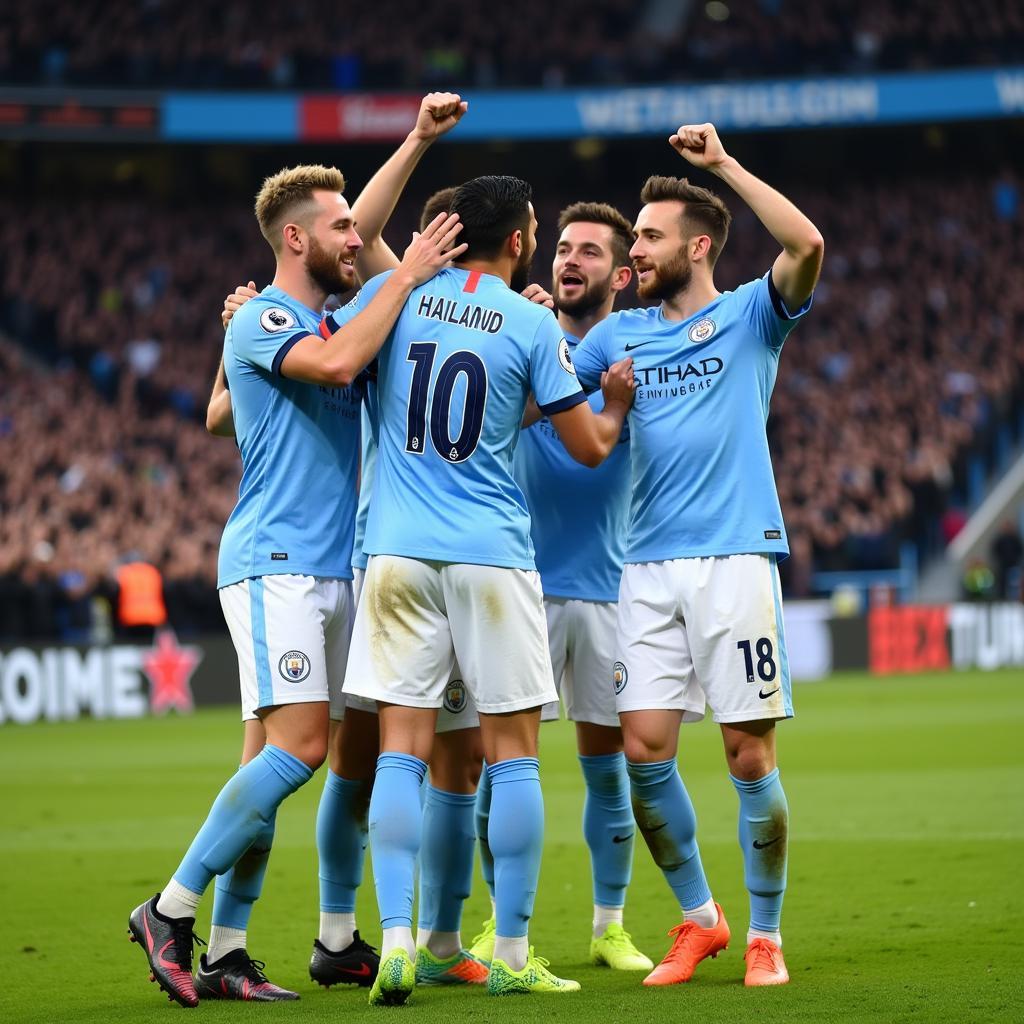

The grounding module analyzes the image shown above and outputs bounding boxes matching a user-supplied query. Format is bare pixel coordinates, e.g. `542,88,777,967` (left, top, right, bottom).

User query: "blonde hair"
254,164,347,253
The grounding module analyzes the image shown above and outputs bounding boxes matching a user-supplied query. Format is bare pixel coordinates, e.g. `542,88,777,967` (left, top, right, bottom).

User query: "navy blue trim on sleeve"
271,331,314,377
767,271,812,320
538,389,587,416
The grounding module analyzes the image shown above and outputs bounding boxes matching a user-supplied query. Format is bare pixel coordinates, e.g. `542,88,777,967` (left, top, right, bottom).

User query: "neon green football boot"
415,946,489,985
367,948,415,1007
467,913,496,966
487,948,581,996
590,923,655,971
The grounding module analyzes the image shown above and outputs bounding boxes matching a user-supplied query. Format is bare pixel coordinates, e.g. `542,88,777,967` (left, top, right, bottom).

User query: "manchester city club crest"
688,317,717,343
443,678,467,713
279,650,311,683
613,661,628,694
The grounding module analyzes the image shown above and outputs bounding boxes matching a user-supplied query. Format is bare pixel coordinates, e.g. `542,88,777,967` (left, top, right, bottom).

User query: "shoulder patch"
557,338,576,375
259,307,296,333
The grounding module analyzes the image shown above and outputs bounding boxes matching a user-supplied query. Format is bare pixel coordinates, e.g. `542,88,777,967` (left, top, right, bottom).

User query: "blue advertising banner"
24,65,1024,144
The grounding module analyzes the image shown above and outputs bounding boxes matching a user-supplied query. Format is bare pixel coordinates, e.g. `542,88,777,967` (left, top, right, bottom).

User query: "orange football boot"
743,938,789,986
642,903,730,986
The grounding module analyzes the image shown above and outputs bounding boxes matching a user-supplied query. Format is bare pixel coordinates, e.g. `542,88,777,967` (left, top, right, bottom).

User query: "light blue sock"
731,768,788,933
369,752,427,929
487,758,543,939
173,745,312,895
626,759,712,911
316,770,371,913
475,761,495,902
418,784,477,934
211,812,276,929
579,752,634,908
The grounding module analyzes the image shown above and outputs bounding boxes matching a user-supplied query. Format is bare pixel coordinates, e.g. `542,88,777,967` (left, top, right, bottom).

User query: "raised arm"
550,358,635,467
280,212,466,387
352,92,467,281
206,356,234,437
670,123,824,312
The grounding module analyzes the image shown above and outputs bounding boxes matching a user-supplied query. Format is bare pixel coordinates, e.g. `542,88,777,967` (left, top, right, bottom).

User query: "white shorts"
431,596,616,731
614,554,792,724
358,566,475,734
544,597,619,727
344,555,558,715
220,574,354,722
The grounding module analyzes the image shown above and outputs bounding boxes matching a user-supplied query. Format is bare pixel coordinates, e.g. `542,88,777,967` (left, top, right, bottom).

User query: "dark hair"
449,175,532,260
639,175,732,264
557,201,634,269
419,186,458,231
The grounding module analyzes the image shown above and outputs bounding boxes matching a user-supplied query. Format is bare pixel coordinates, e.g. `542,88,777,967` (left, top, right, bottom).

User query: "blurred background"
0,0,1023,719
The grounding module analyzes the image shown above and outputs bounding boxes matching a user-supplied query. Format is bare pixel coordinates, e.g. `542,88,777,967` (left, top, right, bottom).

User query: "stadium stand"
0,163,1020,636
1,0,1021,90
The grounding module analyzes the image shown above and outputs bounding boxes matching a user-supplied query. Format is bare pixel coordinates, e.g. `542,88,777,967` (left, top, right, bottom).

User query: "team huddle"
127,92,824,1007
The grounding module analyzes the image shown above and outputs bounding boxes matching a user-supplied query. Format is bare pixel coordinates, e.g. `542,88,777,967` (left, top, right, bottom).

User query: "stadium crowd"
0,0,1020,90
0,167,1021,638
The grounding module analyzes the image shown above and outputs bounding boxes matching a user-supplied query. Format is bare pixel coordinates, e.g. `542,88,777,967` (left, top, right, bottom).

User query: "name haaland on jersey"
328,268,585,570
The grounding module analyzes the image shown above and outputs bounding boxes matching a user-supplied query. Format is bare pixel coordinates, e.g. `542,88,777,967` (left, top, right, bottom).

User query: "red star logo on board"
142,629,202,714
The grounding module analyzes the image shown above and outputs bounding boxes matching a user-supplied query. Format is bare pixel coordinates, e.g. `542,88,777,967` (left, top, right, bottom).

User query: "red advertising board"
300,95,421,141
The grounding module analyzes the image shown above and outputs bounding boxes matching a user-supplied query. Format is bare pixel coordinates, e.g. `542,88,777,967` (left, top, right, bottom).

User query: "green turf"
2,669,1022,1023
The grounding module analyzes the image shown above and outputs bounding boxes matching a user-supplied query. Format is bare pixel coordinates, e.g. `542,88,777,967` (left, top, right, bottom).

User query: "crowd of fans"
1,0,1021,91
0,165,1021,638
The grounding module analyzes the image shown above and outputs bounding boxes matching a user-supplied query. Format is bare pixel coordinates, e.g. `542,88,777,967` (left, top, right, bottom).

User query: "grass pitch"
2,668,1022,1023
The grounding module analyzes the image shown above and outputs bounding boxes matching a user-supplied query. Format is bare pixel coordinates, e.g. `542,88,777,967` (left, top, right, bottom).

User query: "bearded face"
305,233,355,296
510,226,537,294
634,250,692,302
554,267,615,318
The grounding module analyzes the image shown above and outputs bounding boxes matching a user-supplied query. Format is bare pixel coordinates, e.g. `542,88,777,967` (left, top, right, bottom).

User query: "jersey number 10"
405,342,489,463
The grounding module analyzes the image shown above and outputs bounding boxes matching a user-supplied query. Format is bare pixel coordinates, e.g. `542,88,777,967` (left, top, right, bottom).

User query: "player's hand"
411,92,468,142
398,212,467,286
222,281,258,329
521,283,555,309
669,123,728,171
600,357,636,409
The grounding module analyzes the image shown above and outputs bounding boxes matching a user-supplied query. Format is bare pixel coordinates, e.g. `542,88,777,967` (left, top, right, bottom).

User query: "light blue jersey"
218,285,361,587
572,273,810,564
351,386,378,572
512,332,630,602
327,268,586,569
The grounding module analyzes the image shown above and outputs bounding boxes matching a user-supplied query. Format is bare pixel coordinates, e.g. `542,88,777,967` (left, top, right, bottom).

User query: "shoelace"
604,927,637,948
659,921,700,961
747,939,779,972
171,920,205,972
241,958,271,984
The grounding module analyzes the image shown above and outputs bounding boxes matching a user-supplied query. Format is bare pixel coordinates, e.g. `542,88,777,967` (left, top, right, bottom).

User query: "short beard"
555,272,613,320
637,253,692,303
306,235,348,296
510,249,534,294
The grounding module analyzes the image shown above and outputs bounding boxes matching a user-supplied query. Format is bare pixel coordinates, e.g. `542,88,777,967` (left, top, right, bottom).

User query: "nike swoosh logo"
623,342,648,351
759,687,780,699
647,822,668,833
753,836,781,850
336,963,372,978
612,834,634,844
156,939,179,972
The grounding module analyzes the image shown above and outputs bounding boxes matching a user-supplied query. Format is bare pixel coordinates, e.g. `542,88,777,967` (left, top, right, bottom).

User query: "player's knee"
292,735,328,771
727,743,774,781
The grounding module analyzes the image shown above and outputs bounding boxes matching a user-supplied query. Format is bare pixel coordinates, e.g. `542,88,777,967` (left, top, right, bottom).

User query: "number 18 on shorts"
613,553,792,724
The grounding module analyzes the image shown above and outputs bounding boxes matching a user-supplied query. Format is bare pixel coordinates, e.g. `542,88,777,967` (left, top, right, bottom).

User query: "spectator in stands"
991,519,1024,600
